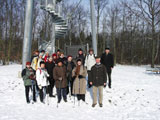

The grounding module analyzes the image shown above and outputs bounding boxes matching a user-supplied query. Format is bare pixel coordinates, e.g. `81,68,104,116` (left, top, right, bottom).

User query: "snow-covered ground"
0,64,160,120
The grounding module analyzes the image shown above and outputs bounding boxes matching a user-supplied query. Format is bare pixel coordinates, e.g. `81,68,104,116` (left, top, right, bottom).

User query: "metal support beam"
51,21,56,53
51,0,56,53
22,0,34,69
90,0,97,56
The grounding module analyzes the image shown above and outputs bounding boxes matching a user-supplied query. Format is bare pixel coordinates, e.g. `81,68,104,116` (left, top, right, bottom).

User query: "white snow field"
0,64,160,120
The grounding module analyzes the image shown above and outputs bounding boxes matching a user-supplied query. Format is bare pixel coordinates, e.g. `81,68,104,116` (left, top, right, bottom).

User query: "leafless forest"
0,0,160,67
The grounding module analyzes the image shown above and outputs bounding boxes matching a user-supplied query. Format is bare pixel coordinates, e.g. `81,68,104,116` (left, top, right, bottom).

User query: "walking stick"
78,78,80,106
57,79,62,108
74,80,76,107
46,80,49,105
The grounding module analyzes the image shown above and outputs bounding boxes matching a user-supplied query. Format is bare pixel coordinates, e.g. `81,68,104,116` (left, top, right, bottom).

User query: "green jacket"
22,68,32,86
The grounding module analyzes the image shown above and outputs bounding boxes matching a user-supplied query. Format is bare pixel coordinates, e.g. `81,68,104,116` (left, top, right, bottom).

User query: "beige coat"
72,65,87,94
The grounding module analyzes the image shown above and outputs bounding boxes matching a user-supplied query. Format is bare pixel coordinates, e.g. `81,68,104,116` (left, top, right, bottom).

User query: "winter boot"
99,103,103,107
92,103,97,107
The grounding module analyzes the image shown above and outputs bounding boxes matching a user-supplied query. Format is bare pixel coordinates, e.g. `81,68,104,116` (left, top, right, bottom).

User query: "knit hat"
78,48,83,51
57,59,63,64
105,47,110,50
40,61,45,66
76,58,82,62
52,53,57,57
26,62,31,65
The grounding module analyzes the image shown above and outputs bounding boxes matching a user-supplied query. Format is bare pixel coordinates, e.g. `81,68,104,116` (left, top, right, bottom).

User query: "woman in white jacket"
84,49,96,88
36,61,49,103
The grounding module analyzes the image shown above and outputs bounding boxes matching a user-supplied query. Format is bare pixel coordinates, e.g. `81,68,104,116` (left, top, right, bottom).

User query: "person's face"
41,64,45,68
89,51,93,55
57,51,60,55
49,57,53,62
26,65,31,68
77,61,82,66
61,54,64,58
35,52,39,56
53,56,57,59
96,58,101,63
79,51,83,55
105,49,110,54
58,62,63,67
68,57,72,62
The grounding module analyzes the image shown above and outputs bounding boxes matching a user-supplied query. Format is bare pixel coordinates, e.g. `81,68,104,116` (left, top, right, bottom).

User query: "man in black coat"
90,56,107,107
45,56,55,97
66,55,75,96
76,48,85,65
101,48,114,89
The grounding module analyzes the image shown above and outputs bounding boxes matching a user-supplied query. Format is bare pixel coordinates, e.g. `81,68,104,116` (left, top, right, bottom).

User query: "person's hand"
90,82,93,85
58,77,63,81
104,83,106,88
39,85,42,89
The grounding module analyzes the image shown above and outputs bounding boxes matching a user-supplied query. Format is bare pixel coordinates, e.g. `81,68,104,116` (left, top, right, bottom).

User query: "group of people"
22,48,114,107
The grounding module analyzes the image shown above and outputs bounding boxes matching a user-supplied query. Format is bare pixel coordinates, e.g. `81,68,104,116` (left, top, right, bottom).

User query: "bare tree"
123,0,160,67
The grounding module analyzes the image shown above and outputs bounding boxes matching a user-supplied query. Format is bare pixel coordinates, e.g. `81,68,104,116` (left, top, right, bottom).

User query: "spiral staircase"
39,0,68,52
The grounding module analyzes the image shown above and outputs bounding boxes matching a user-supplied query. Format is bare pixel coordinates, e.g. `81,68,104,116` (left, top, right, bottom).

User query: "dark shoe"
27,101,30,104
58,100,61,103
92,103,97,107
99,103,103,107
64,99,67,102
49,95,56,97
109,86,111,89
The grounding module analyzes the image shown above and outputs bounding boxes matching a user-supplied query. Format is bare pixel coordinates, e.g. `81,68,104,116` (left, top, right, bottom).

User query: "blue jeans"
56,88,67,102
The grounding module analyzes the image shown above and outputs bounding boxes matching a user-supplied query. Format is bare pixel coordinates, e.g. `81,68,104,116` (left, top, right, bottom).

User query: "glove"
39,85,42,89
58,77,63,81
78,75,83,79
88,84,92,88
29,74,36,80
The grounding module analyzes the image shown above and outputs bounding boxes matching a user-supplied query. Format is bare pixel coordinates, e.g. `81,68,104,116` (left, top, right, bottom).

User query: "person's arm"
90,67,94,85
111,54,114,68
101,54,104,64
53,67,58,81
103,66,107,84
36,69,41,86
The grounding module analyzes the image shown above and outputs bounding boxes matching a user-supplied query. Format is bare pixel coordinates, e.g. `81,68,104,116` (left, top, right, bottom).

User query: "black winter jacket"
45,62,55,79
101,53,114,70
90,64,107,86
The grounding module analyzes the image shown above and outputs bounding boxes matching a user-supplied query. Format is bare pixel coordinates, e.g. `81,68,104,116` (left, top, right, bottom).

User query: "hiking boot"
49,95,56,98
58,100,61,103
64,99,67,102
99,103,103,107
92,103,97,107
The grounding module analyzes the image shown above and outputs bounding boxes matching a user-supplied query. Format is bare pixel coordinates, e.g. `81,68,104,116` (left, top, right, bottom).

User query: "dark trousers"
25,85,36,103
107,70,112,88
77,94,85,101
39,87,46,102
56,88,67,102
67,80,73,95
48,79,55,96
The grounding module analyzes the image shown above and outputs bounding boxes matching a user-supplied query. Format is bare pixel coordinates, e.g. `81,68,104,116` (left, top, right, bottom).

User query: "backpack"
21,69,26,77
86,54,96,60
